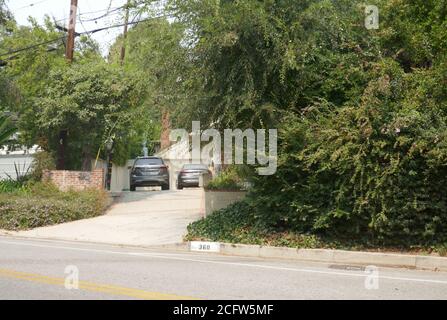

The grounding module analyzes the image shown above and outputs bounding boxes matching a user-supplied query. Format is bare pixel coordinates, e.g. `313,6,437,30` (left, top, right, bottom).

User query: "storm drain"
328,265,366,271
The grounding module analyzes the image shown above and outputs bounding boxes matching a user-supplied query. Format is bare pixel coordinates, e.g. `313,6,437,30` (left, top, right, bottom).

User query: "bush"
0,182,108,230
29,151,56,181
186,201,323,248
206,166,248,191
0,179,30,193
250,61,447,247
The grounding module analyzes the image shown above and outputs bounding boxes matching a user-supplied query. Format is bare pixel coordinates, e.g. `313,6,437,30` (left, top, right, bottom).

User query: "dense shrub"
251,61,447,247
186,201,323,248
29,151,56,181
206,166,249,191
0,179,30,193
0,183,108,230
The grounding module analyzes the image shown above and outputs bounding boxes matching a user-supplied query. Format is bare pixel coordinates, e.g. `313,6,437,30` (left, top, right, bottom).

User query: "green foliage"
0,0,11,25
109,17,191,129
0,182,108,231
29,151,56,181
174,0,447,248
0,179,30,193
186,201,257,243
186,201,323,248
168,0,379,129
251,59,447,246
206,166,247,191
0,115,17,146
29,61,143,169
1,17,67,106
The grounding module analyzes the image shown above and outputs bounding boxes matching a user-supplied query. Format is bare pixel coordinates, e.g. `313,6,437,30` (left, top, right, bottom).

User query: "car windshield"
183,164,208,170
135,158,163,166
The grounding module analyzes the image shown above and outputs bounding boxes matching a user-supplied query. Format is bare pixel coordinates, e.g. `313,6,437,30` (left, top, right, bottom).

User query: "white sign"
190,241,221,253
365,5,379,30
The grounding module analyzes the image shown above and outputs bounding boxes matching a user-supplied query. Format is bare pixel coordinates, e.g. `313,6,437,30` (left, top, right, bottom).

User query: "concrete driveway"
5,189,204,247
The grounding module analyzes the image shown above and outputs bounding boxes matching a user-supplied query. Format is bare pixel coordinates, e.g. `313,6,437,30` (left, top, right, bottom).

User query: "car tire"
177,184,183,190
162,184,170,191
130,185,136,192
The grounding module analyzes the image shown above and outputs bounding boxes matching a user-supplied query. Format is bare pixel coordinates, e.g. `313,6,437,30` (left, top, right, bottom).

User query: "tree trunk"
81,146,92,171
56,130,68,170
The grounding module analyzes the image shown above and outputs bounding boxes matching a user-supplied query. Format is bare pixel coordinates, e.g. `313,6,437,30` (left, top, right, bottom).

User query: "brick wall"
43,169,104,191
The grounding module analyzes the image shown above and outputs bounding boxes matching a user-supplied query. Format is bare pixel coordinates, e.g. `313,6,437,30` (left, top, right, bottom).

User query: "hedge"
0,185,108,231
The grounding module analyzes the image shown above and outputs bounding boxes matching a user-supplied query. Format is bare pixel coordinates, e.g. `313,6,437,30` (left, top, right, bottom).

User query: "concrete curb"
184,241,447,272
214,243,447,272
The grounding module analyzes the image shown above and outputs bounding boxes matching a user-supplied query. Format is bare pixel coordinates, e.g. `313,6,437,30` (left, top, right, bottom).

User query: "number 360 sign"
190,241,221,253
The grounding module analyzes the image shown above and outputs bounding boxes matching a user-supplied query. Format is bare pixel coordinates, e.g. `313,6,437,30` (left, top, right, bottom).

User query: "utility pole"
57,0,77,170
65,0,78,62
120,0,131,65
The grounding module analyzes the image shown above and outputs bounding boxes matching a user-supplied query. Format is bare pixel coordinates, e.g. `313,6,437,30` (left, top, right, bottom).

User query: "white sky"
6,0,130,55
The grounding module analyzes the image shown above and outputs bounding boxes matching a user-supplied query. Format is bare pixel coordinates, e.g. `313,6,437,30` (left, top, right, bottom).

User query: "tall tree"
109,17,191,140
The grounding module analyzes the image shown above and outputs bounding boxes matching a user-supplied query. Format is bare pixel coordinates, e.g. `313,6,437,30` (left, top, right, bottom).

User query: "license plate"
142,170,157,176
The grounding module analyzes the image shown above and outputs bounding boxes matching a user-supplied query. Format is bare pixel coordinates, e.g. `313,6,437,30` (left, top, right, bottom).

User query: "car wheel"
177,184,183,190
130,185,136,192
162,184,170,191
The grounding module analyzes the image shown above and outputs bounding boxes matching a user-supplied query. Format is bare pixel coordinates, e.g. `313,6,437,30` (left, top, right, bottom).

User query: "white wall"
0,154,34,180
93,159,134,192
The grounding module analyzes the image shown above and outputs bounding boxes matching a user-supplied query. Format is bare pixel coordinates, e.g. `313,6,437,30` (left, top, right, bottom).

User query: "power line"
80,14,169,36
54,1,147,24
53,6,123,24
77,7,95,44
13,0,51,11
78,0,116,22
0,36,65,58
78,8,122,23
0,13,170,60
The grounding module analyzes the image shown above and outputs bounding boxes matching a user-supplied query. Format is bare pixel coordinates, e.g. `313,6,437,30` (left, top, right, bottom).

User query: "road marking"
0,268,196,300
2,238,447,286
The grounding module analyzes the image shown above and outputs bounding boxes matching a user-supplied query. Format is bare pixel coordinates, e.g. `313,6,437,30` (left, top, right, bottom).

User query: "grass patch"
0,182,108,231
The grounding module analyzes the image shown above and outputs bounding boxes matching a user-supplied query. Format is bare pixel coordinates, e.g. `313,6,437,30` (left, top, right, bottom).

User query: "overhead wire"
12,0,51,11
0,14,168,59
1,1,169,60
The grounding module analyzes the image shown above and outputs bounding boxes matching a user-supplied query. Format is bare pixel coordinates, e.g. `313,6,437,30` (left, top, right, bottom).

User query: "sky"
6,0,130,55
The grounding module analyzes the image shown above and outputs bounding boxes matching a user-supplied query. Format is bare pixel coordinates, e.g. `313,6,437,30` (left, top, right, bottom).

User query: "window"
135,158,163,166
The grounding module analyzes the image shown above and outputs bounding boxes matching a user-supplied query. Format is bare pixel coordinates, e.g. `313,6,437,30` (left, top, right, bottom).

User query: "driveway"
5,189,204,247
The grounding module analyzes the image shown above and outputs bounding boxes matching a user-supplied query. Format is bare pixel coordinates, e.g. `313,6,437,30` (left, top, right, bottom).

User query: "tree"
111,16,193,123
0,114,16,146
30,61,144,170
0,0,16,111
165,0,384,130
0,0,11,26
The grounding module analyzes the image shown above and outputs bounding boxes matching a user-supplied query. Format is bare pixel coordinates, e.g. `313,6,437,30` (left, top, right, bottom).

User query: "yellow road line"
0,268,197,300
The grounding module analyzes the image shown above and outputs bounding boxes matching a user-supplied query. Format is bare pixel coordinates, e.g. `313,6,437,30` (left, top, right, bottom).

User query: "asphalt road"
1,236,447,300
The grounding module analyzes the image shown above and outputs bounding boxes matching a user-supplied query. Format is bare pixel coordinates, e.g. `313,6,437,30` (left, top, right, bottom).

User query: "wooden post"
65,0,78,62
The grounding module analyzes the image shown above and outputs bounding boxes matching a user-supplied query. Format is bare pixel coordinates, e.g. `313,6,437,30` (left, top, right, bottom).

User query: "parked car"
177,164,211,190
130,157,170,191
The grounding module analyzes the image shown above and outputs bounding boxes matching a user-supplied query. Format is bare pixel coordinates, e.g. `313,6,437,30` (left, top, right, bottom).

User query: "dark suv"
130,157,170,191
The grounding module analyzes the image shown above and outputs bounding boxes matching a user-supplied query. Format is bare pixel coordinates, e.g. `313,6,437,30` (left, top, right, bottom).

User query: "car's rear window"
135,158,163,166
183,164,208,170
